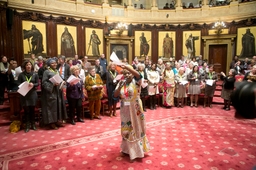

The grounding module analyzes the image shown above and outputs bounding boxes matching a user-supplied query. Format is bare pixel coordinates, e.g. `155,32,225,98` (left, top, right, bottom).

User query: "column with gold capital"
176,0,183,10
102,0,109,7
151,0,158,10
128,0,132,6
202,0,209,9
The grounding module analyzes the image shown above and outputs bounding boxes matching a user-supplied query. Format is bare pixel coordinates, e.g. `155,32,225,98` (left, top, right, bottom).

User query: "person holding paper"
203,65,218,108
187,65,203,107
85,67,103,120
106,63,119,117
174,67,188,107
66,65,84,125
162,62,175,108
41,58,68,130
113,64,150,162
17,60,39,133
138,63,148,112
147,63,160,110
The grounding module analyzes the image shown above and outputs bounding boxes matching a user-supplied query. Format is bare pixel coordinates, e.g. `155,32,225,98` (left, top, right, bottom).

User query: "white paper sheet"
206,80,214,86
15,66,22,76
110,52,123,65
148,86,156,94
67,75,80,85
17,81,33,96
180,80,188,85
49,74,63,84
114,74,123,81
141,78,148,88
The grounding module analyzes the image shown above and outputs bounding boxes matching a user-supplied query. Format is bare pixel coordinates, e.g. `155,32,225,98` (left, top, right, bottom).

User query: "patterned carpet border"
0,115,255,162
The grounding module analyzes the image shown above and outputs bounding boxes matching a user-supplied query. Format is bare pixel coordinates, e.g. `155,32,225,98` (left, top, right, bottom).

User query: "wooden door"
209,45,227,73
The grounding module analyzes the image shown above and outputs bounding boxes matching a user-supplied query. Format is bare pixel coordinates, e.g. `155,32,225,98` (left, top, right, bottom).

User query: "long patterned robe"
117,79,150,160
162,69,175,107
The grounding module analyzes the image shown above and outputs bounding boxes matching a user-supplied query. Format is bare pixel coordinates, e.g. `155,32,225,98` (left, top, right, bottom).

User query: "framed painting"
85,28,103,57
158,31,176,60
22,21,46,58
57,25,77,58
236,26,256,59
135,31,152,61
182,31,201,59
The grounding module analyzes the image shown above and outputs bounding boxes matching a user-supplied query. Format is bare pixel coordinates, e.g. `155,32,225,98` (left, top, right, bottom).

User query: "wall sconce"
116,22,128,36
212,20,226,35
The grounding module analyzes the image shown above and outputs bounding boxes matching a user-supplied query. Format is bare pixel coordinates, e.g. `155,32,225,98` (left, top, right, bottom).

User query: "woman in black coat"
220,69,236,111
106,63,119,117
41,58,68,130
18,60,39,133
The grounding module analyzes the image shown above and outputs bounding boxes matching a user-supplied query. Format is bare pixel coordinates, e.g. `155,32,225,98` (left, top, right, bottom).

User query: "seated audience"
163,3,170,9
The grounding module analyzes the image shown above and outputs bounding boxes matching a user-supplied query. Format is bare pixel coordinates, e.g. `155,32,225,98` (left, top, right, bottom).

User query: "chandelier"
212,21,226,35
116,22,128,36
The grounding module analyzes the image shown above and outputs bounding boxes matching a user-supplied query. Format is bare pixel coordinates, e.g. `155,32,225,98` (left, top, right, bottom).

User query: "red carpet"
0,105,256,170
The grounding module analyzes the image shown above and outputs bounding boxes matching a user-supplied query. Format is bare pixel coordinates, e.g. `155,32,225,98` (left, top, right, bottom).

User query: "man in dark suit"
57,55,71,81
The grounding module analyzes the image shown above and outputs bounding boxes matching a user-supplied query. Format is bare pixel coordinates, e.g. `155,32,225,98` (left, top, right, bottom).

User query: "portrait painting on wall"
57,25,77,58
236,26,256,59
85,28,103,57
135,31,152,61
158,31,176,60
22,21,46,58
182,31,201,59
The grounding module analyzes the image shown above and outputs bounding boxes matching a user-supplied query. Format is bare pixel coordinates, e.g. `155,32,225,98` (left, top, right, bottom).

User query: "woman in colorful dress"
113,64,150,162
106,63,119,117
18,60,39,132
147,63,160,110
174,67,188,108
85,67,103,120
41,58,68,130
187,65,203,107
203,64,218,108
138,63,148,112
162,62,175,108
